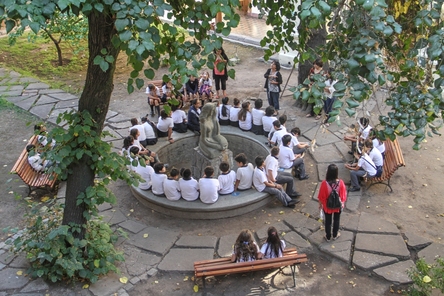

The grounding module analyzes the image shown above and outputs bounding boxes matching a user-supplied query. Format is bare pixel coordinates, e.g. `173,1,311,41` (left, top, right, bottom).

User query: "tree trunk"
297,27,326,109
62,12,119,239
55,42,63,66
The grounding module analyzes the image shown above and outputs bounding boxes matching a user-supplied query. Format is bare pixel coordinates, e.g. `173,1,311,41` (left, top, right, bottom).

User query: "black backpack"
326,181,341,210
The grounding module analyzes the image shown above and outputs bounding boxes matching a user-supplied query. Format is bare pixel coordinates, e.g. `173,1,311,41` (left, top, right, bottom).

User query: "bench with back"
10,135,57,192
365,138,405,192
194,248,307,288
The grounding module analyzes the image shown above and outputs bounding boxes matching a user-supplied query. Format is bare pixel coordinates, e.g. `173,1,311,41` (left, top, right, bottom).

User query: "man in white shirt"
179,168,199,201
345,149,377,192
151,163,167,196
265,147,301,198
163,168,181,201
269,120,287,147
129,147,153,190
233,153,254,191
290,127,310,155
199,166,220,204
141,116,158,145
278,135,309,180
253,156,298,208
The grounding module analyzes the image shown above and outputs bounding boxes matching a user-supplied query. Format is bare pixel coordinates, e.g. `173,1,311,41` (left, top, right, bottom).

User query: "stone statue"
199,103,228,158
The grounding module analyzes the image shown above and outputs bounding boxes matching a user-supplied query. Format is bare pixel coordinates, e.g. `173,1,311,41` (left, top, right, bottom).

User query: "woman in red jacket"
318,164,347,242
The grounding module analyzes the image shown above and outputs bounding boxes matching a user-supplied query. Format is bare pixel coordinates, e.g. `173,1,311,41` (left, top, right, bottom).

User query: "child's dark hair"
270,147,279,157
278,114,287,125
154,162,164,173
359,117,369,127
171,104,179,112
291,127,301,136
26,144,36,153
238,102,250,121
254,156,264,167
265,106,275,116
123,136,134,149
182,168,192,180
264,226,284,258
130,128,138,139
204,166,214,177
160,109,168,120
233,98,240,106
169,167,179,178
254,99,263,109
129,146,139,156
272,120,281,128
282,134,292,146
233,229,258,262
219,161,230,172
130,118,138,126
234,153,247,165
314,58,323,67
221,97,229,117
325,164,339,183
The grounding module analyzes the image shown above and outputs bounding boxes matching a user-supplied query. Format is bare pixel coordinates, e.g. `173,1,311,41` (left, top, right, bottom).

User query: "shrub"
406,257,444,296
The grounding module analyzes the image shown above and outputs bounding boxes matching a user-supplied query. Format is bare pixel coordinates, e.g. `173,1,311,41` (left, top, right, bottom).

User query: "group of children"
231,227,286,262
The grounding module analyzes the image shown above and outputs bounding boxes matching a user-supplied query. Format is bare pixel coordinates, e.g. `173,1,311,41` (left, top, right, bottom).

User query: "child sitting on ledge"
198,166,220,204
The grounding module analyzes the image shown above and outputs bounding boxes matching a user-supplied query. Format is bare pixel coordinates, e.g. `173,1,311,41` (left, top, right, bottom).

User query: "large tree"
254,0,444,149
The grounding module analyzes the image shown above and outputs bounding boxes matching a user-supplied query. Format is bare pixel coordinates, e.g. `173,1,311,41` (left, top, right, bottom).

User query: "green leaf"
144,69,155,79
378,75,386,86
227,69,235,79
345,108,356,117
5,20,15,33
318,1,330,14
115,19,129,31
346,98,360,108
136,78,145,89
310,7,321,18
100,60,109,72
300,10,311,20
362,0,374,11
135,19,150,30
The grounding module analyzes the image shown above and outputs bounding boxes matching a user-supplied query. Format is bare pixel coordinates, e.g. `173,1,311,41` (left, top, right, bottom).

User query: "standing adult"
263,61,283,112
213,47,229,99
318,164,347,241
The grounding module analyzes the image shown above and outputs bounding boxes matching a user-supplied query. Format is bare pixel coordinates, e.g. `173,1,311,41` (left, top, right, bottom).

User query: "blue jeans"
268,91,280,110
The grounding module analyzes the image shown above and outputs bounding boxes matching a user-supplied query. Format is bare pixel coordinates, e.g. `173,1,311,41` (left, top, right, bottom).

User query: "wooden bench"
10,135,57,192
365,138,405,192
194,248,308,288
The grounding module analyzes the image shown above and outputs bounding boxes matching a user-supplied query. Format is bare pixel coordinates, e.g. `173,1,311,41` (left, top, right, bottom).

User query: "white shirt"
151,173,167,195
157,117,174,133
179,178,199,201
131,162,154,190
288,134,299,150
142,122,156,139
199,178,220,204
230,106,241,122
164,178,181,201
218,104,231,120
271,127,288,146
218,170,236,194
264,155,279,180
373,138,386,154
358,153,377,176
360,125,372,140
239,112,252,130
262,116,277,133
278,145,296,169
199,78,212,87
172,110,187,124
324,79,337,98
252,167,267,192
252,108,265,126
37,135,56,148
129,124,147,141
236,163,254,190
28,154,48,172
146,86,160,96
261,240,286,259
369,148,384,167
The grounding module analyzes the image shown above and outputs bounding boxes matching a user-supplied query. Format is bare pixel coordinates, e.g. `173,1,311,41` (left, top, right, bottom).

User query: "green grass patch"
0,34,88,93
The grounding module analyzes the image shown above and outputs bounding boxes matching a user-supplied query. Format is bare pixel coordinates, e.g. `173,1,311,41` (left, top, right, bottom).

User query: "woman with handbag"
318,164,347,242
263,61,283,112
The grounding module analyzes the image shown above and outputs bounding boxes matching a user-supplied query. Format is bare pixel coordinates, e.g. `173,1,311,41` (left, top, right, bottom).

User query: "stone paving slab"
403,231,432,250
20,278,49,293
283,231,312,253
417,242,444,264
340,212,360,232
373,260,414,284
97,202,112,212
317,230,354,262
317,163,350,183
119,220,147,234
14,95,38,111
29,104,54,119
100,209,127,226
0,251,16,265
311,144,345,163
256,221,291,242
217,233,237,258
124,246,161,276
34,94,58,105
357,212,400,234
355,233,410,259
107,113,130,123
0,90,24,98
0,268,31,290
18,77,39,84
103,126,123,142
175,235,218,248
158,248,214,271
311,182,320,201
127,226,178,256
334,141,352,161
303,126,341,146
345,194,361,213
300,199,321,220
106,121,132,130
352,251,398,271
26,82,50,90
89,272,124,296
9,254,30,268
39,89,66,95
46,92,78,101
284,212,309,229
106,110,119,120
54,99,79,109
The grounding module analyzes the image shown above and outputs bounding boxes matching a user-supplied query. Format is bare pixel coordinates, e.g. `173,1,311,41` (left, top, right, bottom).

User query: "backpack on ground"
326,181,341,210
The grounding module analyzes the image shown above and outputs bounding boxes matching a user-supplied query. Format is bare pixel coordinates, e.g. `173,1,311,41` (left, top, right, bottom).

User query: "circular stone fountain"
130,104,273,219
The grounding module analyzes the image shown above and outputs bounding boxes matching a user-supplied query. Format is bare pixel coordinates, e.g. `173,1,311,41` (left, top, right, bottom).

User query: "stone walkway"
1,67,444,296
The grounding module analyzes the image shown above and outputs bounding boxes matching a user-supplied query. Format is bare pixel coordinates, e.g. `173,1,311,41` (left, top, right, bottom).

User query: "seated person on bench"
344,146,377,192
26,144,53,172
231,229,262,262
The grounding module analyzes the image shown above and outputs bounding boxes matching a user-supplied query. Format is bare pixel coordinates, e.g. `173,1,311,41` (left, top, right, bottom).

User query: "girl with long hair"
238,101,252,132
218,97,230,126
261,226,286,259
231,229,262,262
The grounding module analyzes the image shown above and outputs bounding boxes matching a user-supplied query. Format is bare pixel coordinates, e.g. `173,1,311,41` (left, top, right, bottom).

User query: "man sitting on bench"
26,144,53,172
344,146,376,192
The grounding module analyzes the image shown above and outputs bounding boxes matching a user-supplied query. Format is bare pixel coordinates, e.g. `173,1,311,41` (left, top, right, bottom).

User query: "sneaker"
324,236,331,242
290,192,302,198
299,175,309,181
349,186,360,192
287,199,300,206
333,232,341,240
